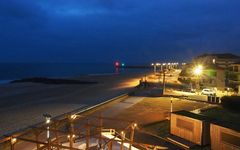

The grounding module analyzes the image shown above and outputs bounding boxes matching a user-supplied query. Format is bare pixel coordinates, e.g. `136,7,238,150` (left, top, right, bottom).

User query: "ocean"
0,63,146,84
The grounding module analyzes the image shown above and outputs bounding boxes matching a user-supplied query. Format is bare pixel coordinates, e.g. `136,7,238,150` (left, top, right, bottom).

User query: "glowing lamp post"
194,65,203,76
43,114,51,139
129,123,137,150
120,131,126,150
10,137,17,150
151,63,156,74
193,65,203,92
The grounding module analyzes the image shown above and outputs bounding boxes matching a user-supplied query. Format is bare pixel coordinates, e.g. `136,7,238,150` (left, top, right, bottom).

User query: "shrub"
221,96,240,112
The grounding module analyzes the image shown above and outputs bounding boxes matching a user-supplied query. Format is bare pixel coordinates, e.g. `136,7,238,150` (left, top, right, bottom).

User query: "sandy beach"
0,71,149,137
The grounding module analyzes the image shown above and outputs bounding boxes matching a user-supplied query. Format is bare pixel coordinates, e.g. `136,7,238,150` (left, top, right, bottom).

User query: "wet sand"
0,71,149,137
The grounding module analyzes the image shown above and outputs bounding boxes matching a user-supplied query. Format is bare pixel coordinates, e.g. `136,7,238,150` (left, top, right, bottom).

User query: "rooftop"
172,110,212,121
172,110,240,132
196,53,240,59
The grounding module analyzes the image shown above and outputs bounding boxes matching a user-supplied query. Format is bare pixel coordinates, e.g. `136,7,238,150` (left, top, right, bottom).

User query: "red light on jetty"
115,61,120,68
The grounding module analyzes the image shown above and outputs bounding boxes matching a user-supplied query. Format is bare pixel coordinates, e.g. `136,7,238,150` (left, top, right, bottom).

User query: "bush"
178,77,191,84
221,96,240,112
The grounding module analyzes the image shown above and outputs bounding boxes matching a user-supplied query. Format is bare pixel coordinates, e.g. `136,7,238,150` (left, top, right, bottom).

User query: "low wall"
186,95,221,104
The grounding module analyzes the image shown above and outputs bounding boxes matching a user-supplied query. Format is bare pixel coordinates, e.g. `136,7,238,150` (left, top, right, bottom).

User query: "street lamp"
193,65,203,92
151,63,156,74
43,114,51,139
11,137,17,150
194,65,203,76
129,123,137,150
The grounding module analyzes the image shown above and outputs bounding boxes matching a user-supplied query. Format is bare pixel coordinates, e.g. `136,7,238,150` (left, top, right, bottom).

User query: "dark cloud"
0,0,240,63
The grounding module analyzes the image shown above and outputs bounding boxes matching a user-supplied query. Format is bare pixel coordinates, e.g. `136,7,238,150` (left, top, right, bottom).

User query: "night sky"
0,0,240,63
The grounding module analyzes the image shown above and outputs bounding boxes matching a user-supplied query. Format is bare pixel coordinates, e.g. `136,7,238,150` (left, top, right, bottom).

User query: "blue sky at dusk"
0,0,240,63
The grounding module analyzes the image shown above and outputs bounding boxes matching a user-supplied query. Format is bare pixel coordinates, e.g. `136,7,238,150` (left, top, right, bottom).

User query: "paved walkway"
102,96,145,117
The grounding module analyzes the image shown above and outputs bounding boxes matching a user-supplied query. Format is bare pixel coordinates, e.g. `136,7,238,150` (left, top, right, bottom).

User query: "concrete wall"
187,95,208,102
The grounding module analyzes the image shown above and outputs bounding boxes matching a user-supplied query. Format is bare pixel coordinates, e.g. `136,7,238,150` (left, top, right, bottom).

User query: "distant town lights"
150,62,180,66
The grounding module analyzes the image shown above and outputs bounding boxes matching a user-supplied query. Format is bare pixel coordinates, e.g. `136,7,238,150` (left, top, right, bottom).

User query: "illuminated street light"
10,137,17,150
193,65,203,92
120,131,126,150
11,137,17,145
67,134,76,139
129,123,138,149
70,114,77,120
43,114,51,139
121,131,125,139
133,123,137,128
193,65,203,76
151,63,156,73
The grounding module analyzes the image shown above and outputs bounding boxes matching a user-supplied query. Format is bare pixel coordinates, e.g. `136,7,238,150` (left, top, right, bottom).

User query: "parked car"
201,89,216,96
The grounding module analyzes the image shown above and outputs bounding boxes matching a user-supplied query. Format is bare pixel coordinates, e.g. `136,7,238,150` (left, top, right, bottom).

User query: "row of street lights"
151,63,178,73
151,62,185,73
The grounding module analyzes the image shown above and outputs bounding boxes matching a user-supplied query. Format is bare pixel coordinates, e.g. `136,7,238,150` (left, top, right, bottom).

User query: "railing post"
85,119,90,150
10,137,17,150
53,123,60,150
120,131,125,150
68,114,77,149
34,130,40,150
99,113,103,149
108,141,113,150
129,123,137,150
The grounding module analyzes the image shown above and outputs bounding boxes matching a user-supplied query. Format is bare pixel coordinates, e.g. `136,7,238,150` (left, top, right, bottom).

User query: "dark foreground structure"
169,110,240,150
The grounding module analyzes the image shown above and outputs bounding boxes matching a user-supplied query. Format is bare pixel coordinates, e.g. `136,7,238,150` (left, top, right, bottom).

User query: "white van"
201,89,216,96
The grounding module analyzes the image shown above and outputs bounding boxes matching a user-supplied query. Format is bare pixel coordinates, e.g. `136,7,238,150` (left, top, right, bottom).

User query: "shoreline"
0,69,148,85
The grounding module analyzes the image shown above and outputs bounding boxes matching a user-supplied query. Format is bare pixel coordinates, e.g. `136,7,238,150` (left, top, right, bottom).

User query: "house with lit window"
193,53,240,69
179,53,240,91
229,62,240,93
200,65,226,90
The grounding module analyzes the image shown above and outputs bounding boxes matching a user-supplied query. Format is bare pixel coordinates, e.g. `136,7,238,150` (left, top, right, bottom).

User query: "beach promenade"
0,72,148,137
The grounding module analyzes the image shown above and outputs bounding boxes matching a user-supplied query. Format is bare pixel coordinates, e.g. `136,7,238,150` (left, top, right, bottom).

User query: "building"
210,123,240,150
170,111,240,149
200,65,226,90
194,53,240,69
178,64,226,90
229,62,240,92
179,53,240,91
170,111,210,146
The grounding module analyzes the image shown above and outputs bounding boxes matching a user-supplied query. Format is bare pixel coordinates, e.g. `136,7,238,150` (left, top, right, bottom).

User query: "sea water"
0,63,146,84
